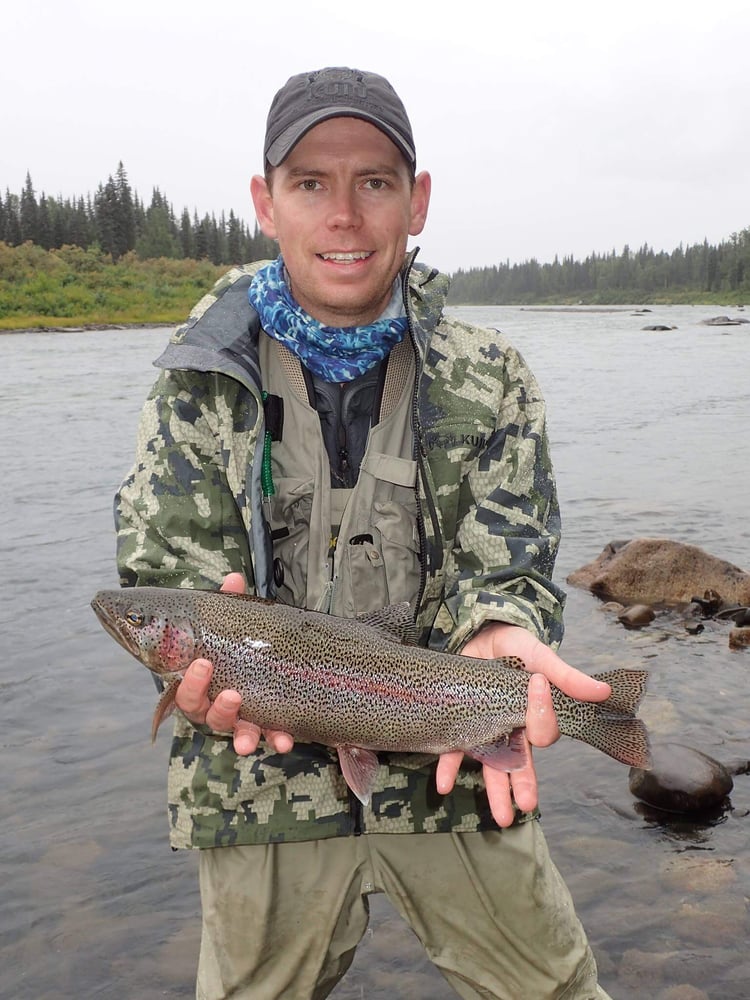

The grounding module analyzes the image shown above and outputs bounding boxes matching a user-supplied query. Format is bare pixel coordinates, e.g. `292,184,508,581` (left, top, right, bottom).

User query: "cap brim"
265,107,416,167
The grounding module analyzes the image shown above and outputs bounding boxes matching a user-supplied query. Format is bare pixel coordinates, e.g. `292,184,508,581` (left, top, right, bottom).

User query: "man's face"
251,117,430,327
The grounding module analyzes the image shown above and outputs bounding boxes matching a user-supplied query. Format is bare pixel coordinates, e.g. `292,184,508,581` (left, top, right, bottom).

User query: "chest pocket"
333,451,420,617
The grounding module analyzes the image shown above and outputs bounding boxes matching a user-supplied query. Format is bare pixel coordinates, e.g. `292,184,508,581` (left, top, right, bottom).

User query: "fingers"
525,673,560,748
463,622,612,703
220,573,247,595
484,766,516,828
204,688,242,733
436,750,464,794
174,658,213,722
521,636,611,702
438,752,536,827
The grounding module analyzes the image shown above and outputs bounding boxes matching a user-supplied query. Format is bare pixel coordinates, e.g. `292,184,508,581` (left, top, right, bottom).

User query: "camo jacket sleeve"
419,314,566,654
115,368,258,591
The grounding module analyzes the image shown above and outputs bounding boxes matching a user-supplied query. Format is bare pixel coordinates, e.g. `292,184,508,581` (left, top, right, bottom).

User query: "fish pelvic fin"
561,668,652,769
337,745,380,806
468,727,530,772
151,679,180,743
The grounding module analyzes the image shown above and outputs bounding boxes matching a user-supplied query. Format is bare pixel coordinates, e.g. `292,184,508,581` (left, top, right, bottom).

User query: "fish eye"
125,609,145,627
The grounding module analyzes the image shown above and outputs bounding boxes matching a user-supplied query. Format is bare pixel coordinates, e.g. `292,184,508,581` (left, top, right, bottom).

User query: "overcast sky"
4,0,749,273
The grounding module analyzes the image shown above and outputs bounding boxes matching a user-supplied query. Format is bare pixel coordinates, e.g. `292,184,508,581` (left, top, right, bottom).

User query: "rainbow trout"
91,588,651,804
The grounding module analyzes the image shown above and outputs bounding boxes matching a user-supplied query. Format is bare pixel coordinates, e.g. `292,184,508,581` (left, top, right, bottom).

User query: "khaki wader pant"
196,822,611,1000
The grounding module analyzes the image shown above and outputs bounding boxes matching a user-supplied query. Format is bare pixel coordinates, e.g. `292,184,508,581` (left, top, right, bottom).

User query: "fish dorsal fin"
354,602,419,646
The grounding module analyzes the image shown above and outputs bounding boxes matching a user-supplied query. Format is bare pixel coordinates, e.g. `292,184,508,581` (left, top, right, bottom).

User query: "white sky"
4,0,749,273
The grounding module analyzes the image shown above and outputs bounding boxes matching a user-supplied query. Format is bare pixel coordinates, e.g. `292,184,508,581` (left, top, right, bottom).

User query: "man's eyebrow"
284,164,403,178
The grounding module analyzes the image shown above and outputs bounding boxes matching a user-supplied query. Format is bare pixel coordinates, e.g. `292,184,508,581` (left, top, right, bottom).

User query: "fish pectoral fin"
337,745,380,806
151,679,180,742
468,728,529,773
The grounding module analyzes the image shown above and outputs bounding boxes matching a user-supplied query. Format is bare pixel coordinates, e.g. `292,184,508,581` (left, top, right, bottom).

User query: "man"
116,67,613,999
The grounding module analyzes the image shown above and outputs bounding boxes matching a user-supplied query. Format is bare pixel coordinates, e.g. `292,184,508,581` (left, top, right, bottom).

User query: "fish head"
91,589,197,676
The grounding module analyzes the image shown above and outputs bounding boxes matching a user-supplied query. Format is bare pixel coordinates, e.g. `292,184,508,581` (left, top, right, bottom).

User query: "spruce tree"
19,172,39,243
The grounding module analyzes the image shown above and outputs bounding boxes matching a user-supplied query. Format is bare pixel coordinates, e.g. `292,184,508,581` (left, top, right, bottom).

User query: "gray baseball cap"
263,67,416,169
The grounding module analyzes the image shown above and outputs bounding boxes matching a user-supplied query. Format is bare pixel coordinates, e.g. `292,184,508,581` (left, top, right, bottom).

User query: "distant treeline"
449,228,750,304
1,163,276,265
3,163,750,305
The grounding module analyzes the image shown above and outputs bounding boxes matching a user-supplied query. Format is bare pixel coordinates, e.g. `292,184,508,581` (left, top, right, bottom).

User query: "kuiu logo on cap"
308,73,368,103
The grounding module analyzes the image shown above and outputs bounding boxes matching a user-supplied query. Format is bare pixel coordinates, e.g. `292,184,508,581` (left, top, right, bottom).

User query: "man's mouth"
318,251,373,263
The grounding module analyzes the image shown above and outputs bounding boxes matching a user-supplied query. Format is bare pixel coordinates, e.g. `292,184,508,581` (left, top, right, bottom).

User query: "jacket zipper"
402,253,443,618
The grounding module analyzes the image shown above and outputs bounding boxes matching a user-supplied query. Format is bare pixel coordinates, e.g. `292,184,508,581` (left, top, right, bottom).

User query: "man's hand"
435,622,612,828
174,573,294,755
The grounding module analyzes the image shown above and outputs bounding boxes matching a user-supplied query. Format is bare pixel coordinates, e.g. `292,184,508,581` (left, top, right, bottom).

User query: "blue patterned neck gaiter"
248,256,407,383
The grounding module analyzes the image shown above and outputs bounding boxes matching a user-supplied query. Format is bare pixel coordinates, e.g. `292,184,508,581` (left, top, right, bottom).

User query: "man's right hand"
174,573,295,756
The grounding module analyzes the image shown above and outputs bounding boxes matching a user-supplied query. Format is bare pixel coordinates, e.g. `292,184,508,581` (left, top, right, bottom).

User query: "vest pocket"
268,477,314,606
371,499,421,606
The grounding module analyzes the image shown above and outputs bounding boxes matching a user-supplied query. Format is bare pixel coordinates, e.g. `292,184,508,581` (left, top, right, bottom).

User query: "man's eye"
300,179,320,191
365,178,386,190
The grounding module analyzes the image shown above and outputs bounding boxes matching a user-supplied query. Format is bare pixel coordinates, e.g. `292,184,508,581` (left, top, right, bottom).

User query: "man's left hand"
435,622,612,828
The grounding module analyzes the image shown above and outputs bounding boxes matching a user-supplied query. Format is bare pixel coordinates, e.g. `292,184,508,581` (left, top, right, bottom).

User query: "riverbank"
2,241,747,331
0,242,225,332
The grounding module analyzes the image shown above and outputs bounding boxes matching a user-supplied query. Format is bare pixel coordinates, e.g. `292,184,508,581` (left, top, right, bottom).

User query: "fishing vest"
259,331,420,616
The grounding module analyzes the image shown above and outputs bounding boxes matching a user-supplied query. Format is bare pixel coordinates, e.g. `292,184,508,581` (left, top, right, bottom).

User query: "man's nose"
326,188,361,228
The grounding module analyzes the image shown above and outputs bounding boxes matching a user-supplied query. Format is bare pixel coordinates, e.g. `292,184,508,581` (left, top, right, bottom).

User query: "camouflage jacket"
115,253,565,849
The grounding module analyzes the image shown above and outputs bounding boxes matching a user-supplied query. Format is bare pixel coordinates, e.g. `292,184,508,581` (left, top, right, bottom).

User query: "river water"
1,304,748,999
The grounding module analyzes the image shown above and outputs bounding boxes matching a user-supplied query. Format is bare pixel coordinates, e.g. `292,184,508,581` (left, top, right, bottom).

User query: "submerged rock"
629,743,733,814
567,538,750,606
617,604,656,628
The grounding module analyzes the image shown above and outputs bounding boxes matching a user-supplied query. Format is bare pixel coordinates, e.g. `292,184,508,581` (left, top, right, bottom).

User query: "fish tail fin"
560,668,652,769
572,715,652,769
593,668,650,717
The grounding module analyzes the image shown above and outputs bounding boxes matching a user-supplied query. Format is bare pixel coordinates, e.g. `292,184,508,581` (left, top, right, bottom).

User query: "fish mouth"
91,597,142,661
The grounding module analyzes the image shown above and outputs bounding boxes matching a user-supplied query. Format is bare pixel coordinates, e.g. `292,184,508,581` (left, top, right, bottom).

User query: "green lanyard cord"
261,391,275,498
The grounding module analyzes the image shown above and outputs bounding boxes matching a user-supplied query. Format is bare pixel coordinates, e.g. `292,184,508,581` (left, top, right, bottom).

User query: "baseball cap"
263,67,416,169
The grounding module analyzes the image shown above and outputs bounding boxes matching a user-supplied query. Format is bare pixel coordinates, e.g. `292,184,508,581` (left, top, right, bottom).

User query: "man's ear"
408,170,431,237
250,175,277,239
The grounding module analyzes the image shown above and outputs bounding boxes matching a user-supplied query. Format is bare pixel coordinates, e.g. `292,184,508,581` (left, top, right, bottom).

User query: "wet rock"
683,619,704,635
629,743,733,813
567,538,750,606
715,605,750,625
617,603,655,628
701,314,750,325
729,626,750,649
642,324,677,331
688,588,723,616
724,757,750,776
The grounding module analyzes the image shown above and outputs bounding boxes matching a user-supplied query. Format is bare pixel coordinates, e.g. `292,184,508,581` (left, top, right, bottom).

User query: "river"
1,303,748,999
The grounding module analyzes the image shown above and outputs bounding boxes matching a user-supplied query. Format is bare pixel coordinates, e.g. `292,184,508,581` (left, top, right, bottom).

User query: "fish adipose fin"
151,679,180,742
337,745,380,805
468,727,530,772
